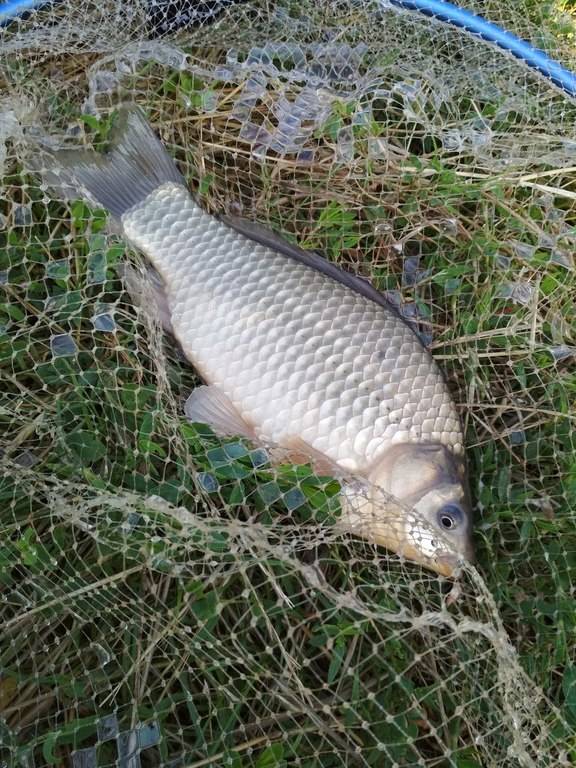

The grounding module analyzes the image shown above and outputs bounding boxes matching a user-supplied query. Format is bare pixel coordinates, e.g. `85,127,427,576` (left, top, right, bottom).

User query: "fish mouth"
433,552,463,578
370,533,465,578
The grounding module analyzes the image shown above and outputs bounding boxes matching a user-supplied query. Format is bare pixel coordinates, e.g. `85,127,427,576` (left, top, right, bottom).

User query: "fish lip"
434,544,475,576
371,534,463,578
433,552,462,578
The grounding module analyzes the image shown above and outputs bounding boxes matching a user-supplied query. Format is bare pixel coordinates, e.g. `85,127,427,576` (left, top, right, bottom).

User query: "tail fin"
45,106,185,218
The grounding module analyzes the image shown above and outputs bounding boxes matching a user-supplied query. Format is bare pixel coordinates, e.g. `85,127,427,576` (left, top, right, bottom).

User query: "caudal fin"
45,106,185,218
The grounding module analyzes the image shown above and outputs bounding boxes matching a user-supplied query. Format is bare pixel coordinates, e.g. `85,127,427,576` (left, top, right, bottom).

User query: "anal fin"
273,436,343,478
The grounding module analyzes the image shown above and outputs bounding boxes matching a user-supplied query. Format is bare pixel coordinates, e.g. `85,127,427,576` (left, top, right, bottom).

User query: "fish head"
340,443,473,577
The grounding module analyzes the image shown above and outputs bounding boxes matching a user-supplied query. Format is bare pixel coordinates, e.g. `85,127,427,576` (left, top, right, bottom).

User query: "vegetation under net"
1,0,576,766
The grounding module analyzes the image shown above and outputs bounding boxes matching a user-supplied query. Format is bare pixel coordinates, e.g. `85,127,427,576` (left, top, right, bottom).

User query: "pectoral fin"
119,262,174,335
184,385,258,440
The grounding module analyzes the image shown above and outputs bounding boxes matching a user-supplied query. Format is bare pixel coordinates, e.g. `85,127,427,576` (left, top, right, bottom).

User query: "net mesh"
1,1,576,766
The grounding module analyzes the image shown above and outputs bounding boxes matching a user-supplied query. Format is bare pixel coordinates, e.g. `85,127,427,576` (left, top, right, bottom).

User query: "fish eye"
437,504,464,531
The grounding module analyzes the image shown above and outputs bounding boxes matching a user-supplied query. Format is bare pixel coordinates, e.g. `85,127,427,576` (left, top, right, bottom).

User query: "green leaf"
67,430,107,464
328,640,346,684
228,482,246,506
282,486,306,511
258,482,282,506
15,528,52,570
82,468,108,490
86,234,108,284
191,590,219,622
223,441,249,460
199,173,214,196
1,302,25,321
563,664,576,723
79,114,103,132
42,715,100,764
454,755,483,768
71,200,91,228
255,744,285,768
320,110,343,141
139,439,167,458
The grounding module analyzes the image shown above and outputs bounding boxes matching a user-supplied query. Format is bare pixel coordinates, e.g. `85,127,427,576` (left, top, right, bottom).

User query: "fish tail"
44,106,185,218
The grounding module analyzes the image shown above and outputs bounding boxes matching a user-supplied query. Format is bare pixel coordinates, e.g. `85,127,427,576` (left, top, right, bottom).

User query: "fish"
42,106,474,576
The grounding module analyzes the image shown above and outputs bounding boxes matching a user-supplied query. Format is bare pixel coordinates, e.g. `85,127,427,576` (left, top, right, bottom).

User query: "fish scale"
122,182,463,472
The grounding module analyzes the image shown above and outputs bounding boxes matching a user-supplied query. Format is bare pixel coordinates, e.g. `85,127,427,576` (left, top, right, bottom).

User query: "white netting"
1,1,575,766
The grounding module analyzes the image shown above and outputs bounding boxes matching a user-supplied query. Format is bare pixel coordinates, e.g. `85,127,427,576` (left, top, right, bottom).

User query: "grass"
1,2,576,766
